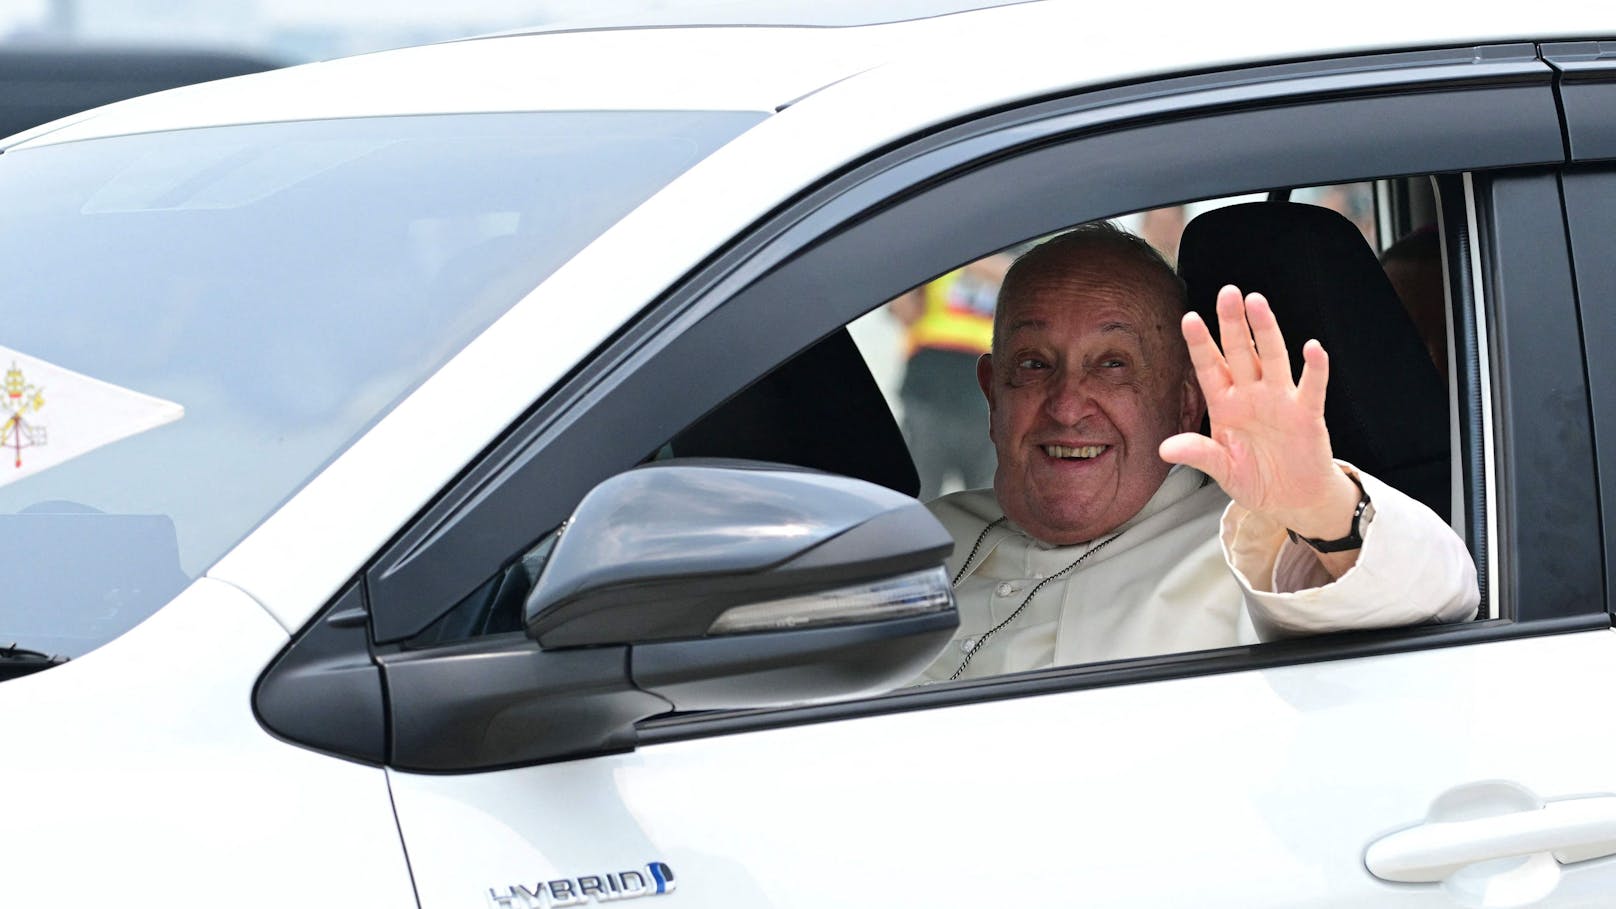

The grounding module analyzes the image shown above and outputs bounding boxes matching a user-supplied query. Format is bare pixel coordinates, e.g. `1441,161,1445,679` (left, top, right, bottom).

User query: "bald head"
977,222,1204,544
993,222,1189,360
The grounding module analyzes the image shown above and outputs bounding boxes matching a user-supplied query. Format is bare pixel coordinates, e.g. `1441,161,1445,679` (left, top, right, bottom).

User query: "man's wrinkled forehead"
998,268,1178,341
1001,313,1144,344
1004,242,1178,308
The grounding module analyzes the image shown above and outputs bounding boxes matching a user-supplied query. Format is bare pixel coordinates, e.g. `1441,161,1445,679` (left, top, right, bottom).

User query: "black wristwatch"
1286,472,1372,553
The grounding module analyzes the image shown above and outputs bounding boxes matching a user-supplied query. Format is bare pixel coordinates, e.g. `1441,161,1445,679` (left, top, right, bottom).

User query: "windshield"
0,109,762,659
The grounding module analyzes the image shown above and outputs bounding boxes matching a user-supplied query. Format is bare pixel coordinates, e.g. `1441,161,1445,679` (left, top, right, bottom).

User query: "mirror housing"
381,461,957,771
525,459,954,648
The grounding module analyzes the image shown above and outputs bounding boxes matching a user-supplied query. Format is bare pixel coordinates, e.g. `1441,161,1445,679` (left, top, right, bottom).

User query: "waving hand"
1158,284,1362,554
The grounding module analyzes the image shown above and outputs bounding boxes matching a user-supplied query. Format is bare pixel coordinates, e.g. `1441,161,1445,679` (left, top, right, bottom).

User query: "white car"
3,2,1616,906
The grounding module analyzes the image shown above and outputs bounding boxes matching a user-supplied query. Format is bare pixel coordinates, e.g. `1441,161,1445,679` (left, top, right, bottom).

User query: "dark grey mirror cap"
378,606,957,772
526,459,953,648
382,636,670,772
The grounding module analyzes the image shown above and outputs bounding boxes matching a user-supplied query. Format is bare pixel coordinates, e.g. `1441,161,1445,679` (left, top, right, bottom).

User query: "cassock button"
959,636,978,653
996,581,1020,597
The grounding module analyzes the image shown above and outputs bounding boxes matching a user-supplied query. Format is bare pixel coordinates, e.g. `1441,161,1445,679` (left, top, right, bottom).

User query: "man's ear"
976,353,996,408
1178,373,1206,434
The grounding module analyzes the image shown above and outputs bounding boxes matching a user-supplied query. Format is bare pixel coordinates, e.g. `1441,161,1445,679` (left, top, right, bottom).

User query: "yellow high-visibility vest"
907,268,997,356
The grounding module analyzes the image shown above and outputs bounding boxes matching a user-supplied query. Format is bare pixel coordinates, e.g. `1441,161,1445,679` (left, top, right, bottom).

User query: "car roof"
7,1,1612,150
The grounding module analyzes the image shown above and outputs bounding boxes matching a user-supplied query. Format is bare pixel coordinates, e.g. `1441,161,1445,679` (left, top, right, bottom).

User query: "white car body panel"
390,629,1616,908
0,578,415,905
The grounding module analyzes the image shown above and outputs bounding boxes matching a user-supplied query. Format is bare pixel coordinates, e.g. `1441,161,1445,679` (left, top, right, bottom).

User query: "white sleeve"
1219,461,1479,638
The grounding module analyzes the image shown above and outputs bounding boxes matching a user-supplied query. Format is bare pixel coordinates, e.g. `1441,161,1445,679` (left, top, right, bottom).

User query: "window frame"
356,42,1604,753
1465,168,1602,622
1544,41,1616,161
1551,43,1616,615
1561,164,1616,614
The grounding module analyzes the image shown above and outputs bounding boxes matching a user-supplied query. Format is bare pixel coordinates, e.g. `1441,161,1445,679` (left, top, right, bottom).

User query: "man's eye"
1016,358,1048,370
1099,358,1126,369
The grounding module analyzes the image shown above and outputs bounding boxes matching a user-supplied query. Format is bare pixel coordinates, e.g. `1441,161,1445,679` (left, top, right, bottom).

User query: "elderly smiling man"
918,223,1479,683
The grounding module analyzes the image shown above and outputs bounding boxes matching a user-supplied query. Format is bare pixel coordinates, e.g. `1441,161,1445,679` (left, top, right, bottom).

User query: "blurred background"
0,0,610,139
0,0,654,61
0,0,1026,61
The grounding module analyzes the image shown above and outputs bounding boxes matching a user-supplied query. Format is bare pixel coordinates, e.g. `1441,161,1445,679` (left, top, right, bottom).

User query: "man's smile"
1040,443,1110,460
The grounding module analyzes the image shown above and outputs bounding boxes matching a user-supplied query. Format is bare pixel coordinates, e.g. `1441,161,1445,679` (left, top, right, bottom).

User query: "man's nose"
1042,365,1101,426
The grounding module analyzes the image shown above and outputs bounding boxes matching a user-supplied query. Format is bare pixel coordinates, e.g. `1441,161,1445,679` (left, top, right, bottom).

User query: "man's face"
977,250,1203,546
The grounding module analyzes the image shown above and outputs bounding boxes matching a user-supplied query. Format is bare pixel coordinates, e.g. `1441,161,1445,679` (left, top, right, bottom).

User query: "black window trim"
1471,167,1602,622
639,614,1611,747
1543,40,1616,162
1558,164,1616,613
342,41,1609,762
364,40,1567,646
1549,43,1616,614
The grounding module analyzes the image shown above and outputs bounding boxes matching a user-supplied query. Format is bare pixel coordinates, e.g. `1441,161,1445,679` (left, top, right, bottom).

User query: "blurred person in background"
1380,225,1447,369
1136,204,1188,265
1312,183,1378,247
888,252,1015,499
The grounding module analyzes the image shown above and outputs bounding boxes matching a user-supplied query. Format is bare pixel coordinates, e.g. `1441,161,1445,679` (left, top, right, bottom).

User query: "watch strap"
1286,472,1371,553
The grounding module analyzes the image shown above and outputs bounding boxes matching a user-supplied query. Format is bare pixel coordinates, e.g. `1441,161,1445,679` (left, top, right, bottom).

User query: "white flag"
0,344,184,487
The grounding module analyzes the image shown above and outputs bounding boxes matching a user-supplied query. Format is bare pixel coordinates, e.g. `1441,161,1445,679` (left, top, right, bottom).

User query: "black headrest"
1177,201,1449,518
669,328,921,498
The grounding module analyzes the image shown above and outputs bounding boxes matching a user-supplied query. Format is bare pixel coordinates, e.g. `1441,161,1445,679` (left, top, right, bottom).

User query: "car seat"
1176,201,1449,519
668,327,922,499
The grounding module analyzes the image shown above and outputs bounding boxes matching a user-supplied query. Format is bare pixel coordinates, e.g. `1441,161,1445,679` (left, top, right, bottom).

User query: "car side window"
370,47,1596,707
414,175,1467,661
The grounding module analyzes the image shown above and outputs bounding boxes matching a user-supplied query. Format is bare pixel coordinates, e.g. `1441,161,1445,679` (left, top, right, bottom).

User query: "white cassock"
918,461,1479,683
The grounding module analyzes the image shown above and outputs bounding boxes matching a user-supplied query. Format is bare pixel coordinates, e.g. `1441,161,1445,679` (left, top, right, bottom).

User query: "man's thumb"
1159,433,1228,485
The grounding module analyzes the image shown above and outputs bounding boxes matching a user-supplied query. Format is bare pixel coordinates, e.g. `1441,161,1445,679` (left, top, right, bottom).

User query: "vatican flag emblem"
1,345,183,486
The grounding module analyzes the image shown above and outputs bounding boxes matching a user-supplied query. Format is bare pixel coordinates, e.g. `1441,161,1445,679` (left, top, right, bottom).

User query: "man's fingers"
1244,293,1292,387
1180,311,1231,397
1216,284,1259,384
1297,338,1329,411
1159,432,1231,486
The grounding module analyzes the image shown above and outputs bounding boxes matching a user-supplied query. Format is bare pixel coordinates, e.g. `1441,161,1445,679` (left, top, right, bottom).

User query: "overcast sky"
0,0,824,59
0,0,944,29
0,0,562,37
0,0,1018,44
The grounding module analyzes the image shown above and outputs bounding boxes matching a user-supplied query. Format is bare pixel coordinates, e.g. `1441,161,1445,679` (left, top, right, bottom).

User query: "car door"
358,43,1616,908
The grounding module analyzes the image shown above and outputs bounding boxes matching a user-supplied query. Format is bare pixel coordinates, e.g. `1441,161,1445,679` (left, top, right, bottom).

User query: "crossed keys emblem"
2,361,46,468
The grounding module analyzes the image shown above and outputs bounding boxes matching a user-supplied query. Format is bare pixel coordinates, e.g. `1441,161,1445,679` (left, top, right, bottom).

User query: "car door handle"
1366,794,1616,883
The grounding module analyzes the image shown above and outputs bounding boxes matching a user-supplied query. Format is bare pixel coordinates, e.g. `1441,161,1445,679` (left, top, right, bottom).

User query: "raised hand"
1158,284,1362,551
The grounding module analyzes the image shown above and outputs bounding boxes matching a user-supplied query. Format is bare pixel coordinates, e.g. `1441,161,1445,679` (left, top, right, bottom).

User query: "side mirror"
527,459,951,643
382,460,958,770
528,459,956,707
